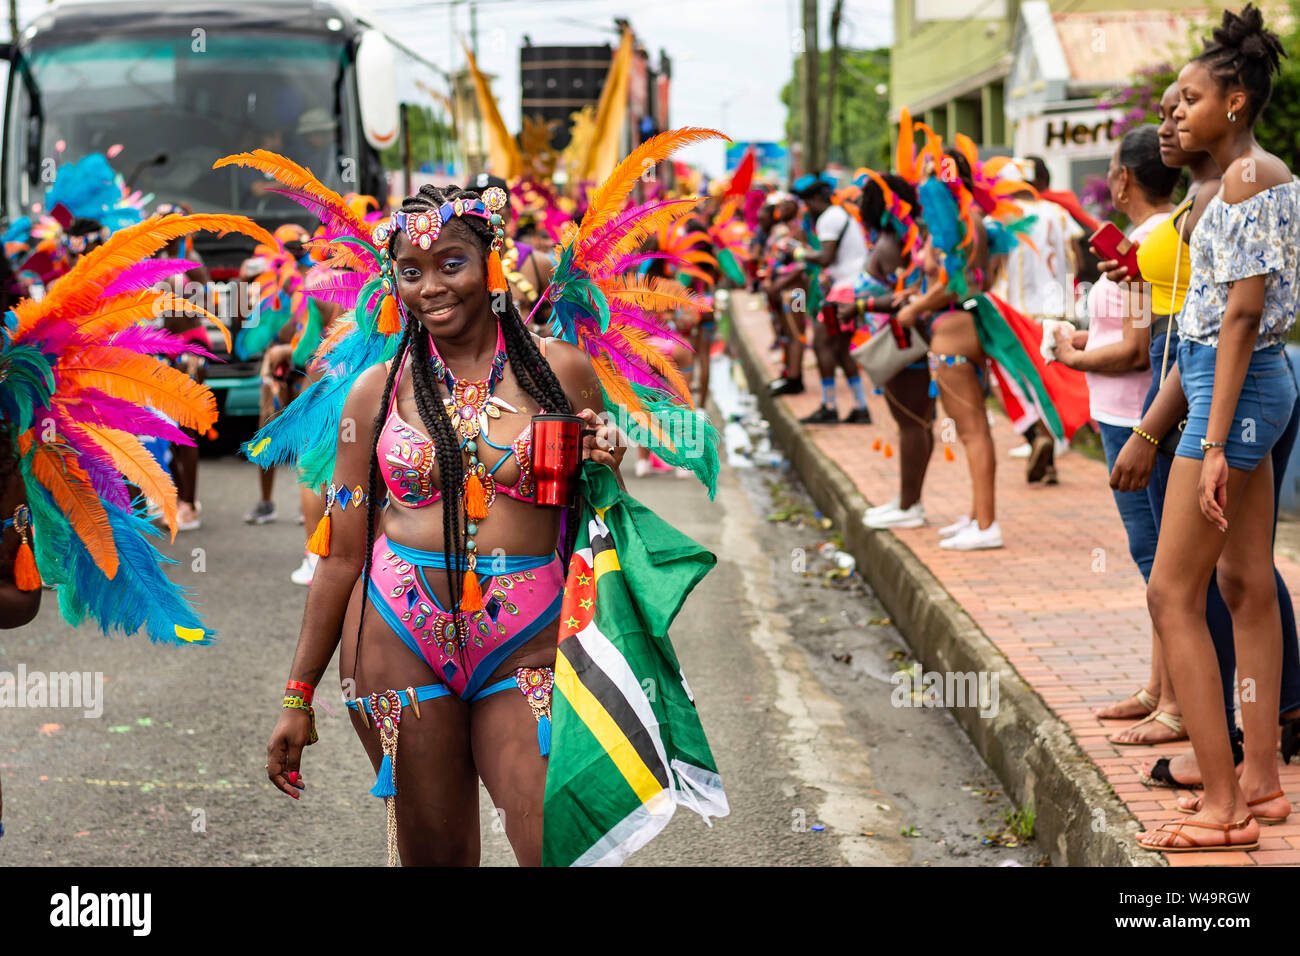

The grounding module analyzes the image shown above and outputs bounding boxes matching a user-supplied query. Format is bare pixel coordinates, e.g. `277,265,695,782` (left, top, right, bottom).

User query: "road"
0,410,1043,866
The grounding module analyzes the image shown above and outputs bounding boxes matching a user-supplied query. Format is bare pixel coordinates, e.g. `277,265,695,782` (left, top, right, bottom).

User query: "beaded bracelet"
283,694,319,745
1132,426,1159,447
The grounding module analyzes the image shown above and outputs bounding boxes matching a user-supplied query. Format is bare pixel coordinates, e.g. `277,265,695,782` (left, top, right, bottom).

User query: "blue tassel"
537,715,551,757
928,379,939,398
369,752,396,798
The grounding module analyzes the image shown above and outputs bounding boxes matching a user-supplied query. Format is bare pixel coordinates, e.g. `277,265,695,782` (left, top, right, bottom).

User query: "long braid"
407,321,470,657
353,318,415,680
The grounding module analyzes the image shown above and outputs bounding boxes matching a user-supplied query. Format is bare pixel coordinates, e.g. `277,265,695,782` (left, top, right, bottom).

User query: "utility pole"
801,0,820,174
470,1,479,58
823,0,843,168
9,0,18,47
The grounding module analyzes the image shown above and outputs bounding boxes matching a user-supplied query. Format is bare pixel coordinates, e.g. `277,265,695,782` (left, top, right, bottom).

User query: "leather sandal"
1109,710,1186,746
1178,791,1290,824
1137,815,1258,853
1094,687,1158,719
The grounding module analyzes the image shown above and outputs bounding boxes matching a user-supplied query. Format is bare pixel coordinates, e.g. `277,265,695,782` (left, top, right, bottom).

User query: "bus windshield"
8,34,355,220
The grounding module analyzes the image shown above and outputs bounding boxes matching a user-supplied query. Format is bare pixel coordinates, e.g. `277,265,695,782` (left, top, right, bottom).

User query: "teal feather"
620,383,720,499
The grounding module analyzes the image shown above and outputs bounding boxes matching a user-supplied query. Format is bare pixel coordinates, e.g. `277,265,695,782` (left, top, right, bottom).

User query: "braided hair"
858,173,921,240
1194,4,1285,124
355,183,581,671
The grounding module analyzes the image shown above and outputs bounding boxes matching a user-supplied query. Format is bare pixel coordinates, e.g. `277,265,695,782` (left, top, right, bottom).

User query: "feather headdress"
1,212,276,644
225,133,724,498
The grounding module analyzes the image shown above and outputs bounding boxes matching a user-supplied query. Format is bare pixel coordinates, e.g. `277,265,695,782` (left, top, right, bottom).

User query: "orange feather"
61,348,218,432
13,214,275,340
213,151,371,240
66,423,179,539
896,108,916,182
579,127,727,245
604,275,702,313
27,439,118,579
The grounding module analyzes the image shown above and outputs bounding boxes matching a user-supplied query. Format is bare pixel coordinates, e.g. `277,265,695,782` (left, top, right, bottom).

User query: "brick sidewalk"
734,293,1300,866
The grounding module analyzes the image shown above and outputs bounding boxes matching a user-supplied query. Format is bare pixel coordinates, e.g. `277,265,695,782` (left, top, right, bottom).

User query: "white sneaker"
938,515,973,538
865,496,900,520
865,502,926,529
291,551,319,586
1009,443,1032,459
635,457,651,478
939,521,1003,551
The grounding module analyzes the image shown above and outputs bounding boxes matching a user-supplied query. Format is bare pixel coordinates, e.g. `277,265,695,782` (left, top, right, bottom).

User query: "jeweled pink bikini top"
378,357,538,508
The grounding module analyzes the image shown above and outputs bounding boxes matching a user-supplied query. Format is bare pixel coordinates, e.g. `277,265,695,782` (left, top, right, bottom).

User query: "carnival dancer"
0,209,272,839
764,193,810,396
233,130,725,866
790,173,872,425
1136,6,1300,852
853,171,934,530
893,119,1088,551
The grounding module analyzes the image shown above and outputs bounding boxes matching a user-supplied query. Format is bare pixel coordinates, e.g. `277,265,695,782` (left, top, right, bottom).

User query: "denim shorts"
1176,339,1298,470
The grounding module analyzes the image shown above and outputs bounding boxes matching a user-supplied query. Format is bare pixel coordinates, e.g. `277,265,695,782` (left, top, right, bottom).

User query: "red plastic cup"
531,413,585,507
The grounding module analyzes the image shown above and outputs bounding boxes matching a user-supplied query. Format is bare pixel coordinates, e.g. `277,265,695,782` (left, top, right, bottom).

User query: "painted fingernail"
291,790,300,800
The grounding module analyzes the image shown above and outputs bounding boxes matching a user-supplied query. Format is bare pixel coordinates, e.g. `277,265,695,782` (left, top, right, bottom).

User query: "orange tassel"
486,249,508,295
14,540,39,591
377,294,402,335
306,512,331,556
464,473,488,521
461,568,484,613
872,438,881,451
944,445,955,462
883,443,894,458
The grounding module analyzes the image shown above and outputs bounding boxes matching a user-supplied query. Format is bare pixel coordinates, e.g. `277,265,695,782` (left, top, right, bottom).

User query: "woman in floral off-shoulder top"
1139,5,1300,854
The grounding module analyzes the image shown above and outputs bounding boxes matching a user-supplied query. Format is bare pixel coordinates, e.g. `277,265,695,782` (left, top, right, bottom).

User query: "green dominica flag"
543,462,728,866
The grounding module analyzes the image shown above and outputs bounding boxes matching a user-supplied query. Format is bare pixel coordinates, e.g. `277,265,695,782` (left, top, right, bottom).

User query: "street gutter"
728,298,1162,867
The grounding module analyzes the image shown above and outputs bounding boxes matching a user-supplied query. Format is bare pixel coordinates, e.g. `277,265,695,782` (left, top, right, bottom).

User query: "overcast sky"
5,0,895,177
364,0,895,175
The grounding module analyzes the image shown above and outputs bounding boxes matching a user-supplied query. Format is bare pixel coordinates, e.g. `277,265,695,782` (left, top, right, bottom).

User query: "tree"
782,48,890,173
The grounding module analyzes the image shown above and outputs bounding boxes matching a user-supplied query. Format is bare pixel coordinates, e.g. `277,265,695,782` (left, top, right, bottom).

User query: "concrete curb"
729,300,1162,867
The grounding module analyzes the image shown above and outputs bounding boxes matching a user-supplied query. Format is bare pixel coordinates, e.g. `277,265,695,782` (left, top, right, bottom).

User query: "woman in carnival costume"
892,115,1088,550
238,130,726,866
0,209,274,840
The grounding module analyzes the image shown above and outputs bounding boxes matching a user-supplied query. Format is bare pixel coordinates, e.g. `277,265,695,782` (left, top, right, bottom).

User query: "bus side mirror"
355,30,398,152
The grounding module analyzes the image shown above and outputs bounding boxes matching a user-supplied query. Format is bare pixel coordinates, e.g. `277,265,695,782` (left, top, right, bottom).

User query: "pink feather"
59,389,195,445
52,416,133,510
100,259,201,299
105,326,217,361
305,269,368,308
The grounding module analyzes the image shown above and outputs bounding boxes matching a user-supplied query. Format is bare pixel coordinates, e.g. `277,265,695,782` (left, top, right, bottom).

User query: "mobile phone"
1088,222,1142,280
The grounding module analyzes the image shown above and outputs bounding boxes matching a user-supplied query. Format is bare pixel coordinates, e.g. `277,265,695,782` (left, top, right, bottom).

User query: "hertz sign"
1016,109,1122,161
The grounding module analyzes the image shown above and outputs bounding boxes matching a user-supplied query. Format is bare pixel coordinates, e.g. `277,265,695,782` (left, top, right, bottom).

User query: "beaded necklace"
425,326,513,614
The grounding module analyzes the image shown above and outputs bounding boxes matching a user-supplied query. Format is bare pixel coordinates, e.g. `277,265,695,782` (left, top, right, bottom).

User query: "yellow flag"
463,43,520,179
579,27,634,184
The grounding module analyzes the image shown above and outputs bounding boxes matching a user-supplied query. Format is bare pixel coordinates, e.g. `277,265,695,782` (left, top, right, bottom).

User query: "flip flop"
1178,791,1290,824
1110,710,1186,746
1139,756,1202,790
1137,815,1259,853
